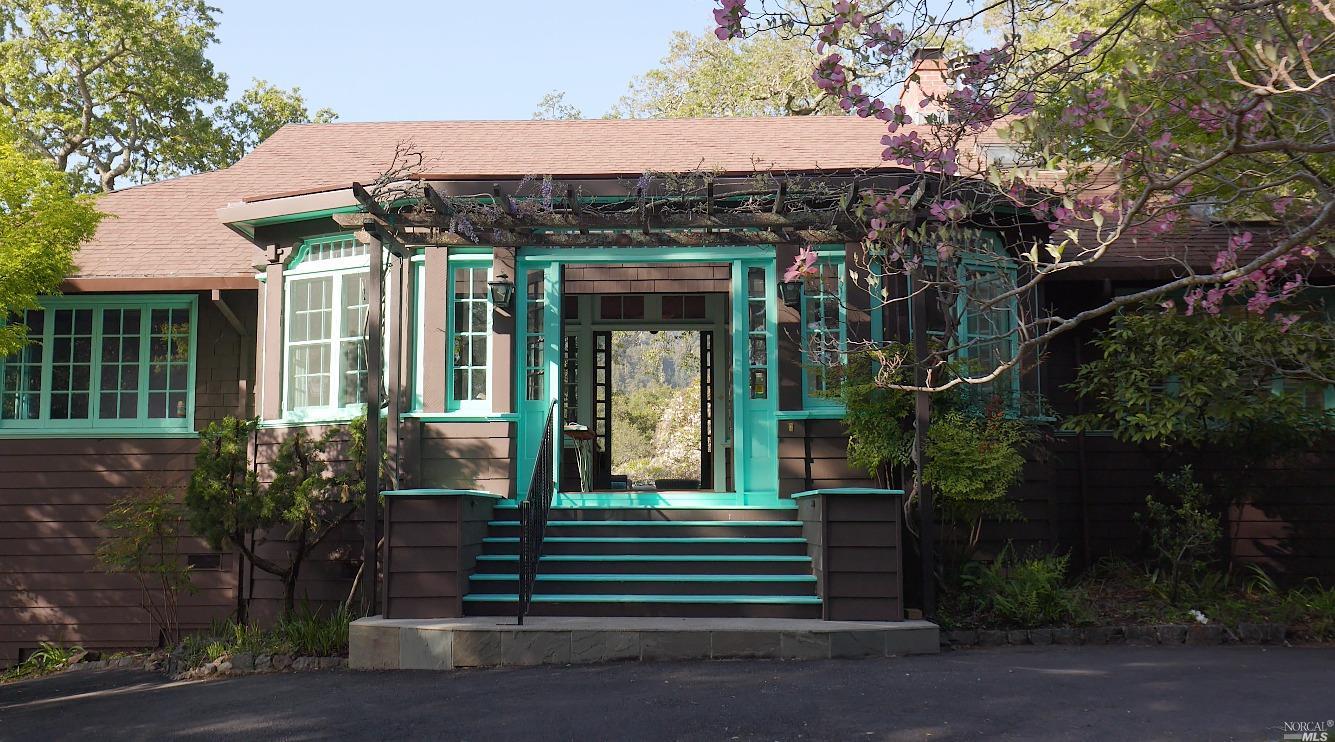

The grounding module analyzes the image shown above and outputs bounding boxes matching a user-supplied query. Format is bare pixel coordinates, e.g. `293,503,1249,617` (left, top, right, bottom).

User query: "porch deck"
349,616,939,670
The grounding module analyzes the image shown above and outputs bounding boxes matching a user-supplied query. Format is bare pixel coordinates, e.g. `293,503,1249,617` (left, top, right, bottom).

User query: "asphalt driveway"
0,645,1330,741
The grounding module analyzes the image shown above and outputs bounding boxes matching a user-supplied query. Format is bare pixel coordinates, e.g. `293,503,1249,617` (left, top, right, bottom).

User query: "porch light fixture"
779,279,802,309
487,273,515,309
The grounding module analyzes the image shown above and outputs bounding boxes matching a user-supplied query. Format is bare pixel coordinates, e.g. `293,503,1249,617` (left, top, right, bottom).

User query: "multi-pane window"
747,267,768,399
0,297,196,431
801,255,846,406
449,263,490,409
281,236,376,419
525,269,546,401
960,267,1017,401
284,272,370,416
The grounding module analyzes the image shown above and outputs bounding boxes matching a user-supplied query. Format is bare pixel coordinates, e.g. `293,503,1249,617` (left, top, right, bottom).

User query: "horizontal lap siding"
563,264,730,294
248,425,365,621
778,419,878,498
0,438,234,667
384,495,496,619
418,421,515,496
1,297,255,667
799,494,903,620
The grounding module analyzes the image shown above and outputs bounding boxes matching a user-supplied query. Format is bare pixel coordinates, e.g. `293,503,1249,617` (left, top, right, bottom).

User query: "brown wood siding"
246,423,365,620
383,494,496,618
798,492,904,620
778,418,878,498
2,295,258,667
563,263,730,294
417,421,516,497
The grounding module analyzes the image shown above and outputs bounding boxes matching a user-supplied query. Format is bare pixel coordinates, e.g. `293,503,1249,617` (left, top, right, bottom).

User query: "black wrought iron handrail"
517,400,559,625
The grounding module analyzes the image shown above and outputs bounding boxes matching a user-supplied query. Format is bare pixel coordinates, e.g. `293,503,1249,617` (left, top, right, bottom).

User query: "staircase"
462,505,822,618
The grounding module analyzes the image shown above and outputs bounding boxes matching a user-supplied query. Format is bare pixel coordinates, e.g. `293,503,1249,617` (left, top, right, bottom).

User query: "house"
3,88,1332,666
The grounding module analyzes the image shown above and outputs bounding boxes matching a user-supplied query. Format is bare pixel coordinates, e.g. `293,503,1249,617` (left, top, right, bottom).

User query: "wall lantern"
779,279,803,310
487,272,515,309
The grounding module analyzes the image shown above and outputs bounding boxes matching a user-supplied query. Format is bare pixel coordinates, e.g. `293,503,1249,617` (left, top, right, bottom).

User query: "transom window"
801,253,846,408
282,235,376,419
0,296,196,432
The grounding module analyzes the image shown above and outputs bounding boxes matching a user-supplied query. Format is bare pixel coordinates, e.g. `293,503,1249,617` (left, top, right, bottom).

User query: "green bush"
1137,466,1221,605
956,546,1090,628
923,410,1028,562
173,604,351,669
1,642,84,682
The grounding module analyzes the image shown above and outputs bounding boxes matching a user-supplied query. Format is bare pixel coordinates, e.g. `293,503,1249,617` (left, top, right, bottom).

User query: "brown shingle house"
2,114,1330,667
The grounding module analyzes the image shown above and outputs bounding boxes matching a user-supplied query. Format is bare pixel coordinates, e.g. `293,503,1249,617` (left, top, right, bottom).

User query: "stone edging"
61,651,348,679
942,623,1288,647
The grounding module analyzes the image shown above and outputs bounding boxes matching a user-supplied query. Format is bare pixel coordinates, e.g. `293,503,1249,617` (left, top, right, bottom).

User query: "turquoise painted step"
494,500,798,510
474,554,811,562
462,594,822,604
483,537,806,543
470,573,815,582
487,520,802,527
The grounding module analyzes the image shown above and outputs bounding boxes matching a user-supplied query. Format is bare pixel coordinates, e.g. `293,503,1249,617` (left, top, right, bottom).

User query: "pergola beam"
333,210,859,232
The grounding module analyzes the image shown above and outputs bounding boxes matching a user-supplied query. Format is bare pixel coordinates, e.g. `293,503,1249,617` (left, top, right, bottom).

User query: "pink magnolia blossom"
785,246,819,282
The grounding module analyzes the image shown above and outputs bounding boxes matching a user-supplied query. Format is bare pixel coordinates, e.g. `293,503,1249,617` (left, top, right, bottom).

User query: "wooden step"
462,594,823,619
473,554,813,575
481,536,810,556
468,573,818,596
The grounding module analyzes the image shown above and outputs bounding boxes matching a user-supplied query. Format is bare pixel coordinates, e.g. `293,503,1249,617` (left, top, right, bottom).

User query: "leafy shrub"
173,605,352,670
957,545,1089,628
96,484,196,645
1137,466,1221,604
923,410,1028,561
1,642,84,682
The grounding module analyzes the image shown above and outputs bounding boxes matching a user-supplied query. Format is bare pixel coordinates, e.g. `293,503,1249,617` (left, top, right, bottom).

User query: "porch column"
844,241,872,345
258,244,288,421
490,246,516,415
776,242,803,412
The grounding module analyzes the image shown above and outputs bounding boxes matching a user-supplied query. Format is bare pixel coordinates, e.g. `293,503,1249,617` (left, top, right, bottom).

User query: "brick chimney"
897,47,953,123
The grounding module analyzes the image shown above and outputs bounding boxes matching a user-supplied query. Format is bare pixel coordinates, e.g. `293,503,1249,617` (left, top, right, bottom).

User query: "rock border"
942,622,1288,648
60,651,348,679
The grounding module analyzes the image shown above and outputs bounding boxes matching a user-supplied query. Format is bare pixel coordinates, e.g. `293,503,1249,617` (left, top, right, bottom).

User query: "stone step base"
350,616,939,670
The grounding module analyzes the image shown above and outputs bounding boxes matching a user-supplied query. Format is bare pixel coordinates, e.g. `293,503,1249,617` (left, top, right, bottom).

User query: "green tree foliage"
532,90,582,120
0,135,101,356
922,410,1028,561
97,484,196,644
1068,309,1335,451
184,79,338,171
186,416,374,615
608,29,844,118
839,356,913,487
0,0,227,191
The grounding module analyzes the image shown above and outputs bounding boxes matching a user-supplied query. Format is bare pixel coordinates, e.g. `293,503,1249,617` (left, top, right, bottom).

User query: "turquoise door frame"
731,257,779,497
513,246,781,506
515,258,562,501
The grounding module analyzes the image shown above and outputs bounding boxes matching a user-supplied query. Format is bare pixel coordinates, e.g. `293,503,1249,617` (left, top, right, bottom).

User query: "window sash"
447,260,492,411
0,296,197,431
282,267,375,419
801,255,847,408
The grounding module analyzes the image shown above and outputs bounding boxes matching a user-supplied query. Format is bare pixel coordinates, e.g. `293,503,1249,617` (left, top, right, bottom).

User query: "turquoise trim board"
791,488,906,498
475,554,812,562
0,294,198,435
382,488,504,498
471,573,816,583
462,594,823,605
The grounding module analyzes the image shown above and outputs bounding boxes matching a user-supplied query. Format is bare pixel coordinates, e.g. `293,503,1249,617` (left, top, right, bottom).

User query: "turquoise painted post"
730,257,780,502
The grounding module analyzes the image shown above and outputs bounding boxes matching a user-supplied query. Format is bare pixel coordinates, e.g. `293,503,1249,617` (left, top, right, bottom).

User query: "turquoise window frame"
446,250,493,413
280,234,383,423
800,248,847,411
0,294,198,435
910,233,1023,409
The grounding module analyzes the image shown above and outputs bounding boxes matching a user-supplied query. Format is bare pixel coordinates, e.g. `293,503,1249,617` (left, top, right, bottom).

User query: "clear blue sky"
209,1,718,121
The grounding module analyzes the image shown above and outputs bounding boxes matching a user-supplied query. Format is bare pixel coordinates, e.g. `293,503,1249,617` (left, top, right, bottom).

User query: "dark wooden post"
362,229,383,616
910,272,936,620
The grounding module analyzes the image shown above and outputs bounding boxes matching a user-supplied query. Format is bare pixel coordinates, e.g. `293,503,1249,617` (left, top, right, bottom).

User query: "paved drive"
1,646,1330,741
